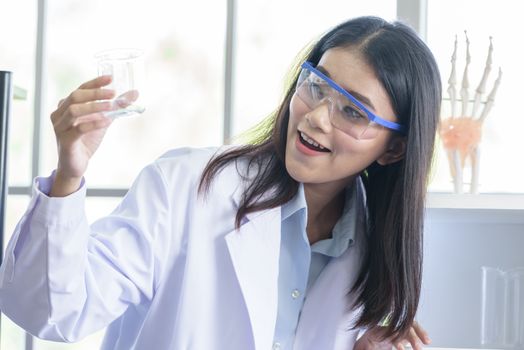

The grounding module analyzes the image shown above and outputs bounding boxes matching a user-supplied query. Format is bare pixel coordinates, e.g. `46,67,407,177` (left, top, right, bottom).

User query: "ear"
376,136,407,166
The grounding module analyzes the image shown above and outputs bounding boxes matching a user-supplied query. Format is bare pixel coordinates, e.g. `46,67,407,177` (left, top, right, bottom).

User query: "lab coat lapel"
225,206,281,350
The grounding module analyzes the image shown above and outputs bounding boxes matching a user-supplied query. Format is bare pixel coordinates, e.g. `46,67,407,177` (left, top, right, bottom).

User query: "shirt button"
291,289,301,299
273,342,281,350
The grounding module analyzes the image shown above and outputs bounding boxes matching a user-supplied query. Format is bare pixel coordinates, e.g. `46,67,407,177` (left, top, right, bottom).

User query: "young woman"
0,16,440,350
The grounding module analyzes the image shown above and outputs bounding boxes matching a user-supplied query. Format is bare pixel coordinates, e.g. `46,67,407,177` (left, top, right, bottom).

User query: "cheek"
332,133,391,165
288,94,308,126
331,132,369,155
335,125,393,152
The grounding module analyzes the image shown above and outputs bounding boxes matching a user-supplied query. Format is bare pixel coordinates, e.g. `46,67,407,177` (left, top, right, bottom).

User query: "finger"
69,88,115,105
408,328,423,350
52,88,115,123
78,75,113,90
54,101,113,132
393,341,404,350
52,99,67,123
412,321,431,344
114,89,139,108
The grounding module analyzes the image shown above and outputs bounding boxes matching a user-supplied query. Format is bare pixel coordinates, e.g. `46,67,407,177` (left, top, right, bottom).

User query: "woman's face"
285,47,404,191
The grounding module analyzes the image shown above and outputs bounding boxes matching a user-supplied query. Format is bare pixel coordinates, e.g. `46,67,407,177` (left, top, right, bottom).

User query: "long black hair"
199,16,441,340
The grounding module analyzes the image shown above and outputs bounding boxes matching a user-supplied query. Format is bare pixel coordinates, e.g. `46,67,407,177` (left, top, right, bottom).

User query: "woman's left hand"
354,321,431,350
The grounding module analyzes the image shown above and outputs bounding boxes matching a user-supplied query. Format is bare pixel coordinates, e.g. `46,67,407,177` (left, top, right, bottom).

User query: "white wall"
418,208,524,348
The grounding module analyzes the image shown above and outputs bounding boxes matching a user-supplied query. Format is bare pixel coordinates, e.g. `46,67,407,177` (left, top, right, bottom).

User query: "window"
233,0,396,136
41,0,225,189
426,0,523,193
0,1,35,187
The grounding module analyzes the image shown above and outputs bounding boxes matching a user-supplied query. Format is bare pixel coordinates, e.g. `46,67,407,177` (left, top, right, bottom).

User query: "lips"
298,131,331,152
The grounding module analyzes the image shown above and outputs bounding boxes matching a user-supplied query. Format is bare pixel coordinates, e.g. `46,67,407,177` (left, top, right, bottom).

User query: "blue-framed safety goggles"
295,62,407,139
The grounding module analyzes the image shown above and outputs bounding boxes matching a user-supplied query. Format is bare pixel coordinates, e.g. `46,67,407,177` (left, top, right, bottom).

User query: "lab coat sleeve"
0,161,172,342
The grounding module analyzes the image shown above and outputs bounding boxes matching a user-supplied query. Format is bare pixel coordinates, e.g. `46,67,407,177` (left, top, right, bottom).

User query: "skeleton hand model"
439,33,502,194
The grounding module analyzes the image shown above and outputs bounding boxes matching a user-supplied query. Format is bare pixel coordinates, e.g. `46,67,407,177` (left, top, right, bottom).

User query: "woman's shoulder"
152,145,246,185
156,146,220,164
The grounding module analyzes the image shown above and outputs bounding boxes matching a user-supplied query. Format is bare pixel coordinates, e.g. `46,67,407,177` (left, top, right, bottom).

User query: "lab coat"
0,147,367,349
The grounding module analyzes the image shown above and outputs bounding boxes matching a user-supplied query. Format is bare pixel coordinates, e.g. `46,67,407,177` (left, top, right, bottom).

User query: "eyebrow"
316,65,377,111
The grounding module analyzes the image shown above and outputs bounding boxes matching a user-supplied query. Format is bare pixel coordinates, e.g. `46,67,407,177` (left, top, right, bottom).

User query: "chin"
284,156,320,184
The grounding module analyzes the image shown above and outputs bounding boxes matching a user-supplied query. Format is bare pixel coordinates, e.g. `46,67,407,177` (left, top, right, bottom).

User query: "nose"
304,100,333,133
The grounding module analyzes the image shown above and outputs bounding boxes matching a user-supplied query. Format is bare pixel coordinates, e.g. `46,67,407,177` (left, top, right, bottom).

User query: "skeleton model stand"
439,32,502,194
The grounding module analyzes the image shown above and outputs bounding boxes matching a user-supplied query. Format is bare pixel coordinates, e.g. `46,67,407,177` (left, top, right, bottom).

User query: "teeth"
300,132,325,149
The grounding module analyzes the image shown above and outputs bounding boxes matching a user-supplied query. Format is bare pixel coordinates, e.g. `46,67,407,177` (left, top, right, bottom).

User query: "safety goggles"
295,61,407,140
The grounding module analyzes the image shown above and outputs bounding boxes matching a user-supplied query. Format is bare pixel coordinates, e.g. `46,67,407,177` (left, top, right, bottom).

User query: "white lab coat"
0,147,368,349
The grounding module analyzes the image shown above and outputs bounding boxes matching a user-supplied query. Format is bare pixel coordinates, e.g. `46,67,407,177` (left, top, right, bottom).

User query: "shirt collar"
281,178,363,258
310,180,360,258
281,182,307,221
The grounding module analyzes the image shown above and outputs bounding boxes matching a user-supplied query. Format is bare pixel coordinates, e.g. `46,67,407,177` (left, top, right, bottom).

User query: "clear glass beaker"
95,48,146,118
481,266,524,349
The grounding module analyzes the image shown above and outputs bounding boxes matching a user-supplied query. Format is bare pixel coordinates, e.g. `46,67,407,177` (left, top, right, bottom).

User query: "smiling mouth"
298,131,331,152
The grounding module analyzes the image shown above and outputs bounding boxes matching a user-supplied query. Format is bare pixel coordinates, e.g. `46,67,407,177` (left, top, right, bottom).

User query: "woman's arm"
0,159,172,342
0,75,174,341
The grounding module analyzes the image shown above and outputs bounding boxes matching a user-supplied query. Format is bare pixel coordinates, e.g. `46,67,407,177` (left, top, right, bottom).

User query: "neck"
304,177,355,245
